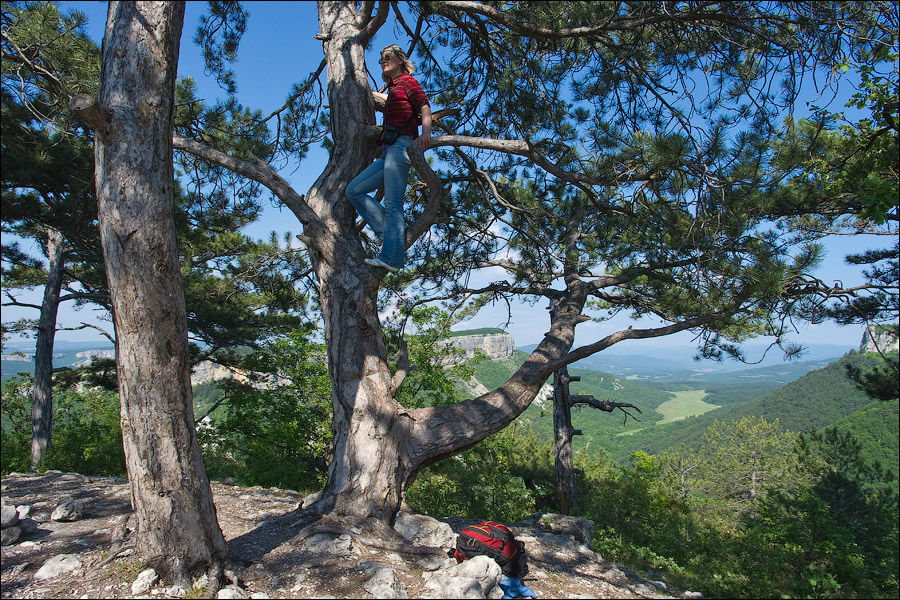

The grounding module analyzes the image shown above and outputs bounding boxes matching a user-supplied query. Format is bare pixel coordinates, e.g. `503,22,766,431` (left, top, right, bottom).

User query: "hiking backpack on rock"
448,520,529,578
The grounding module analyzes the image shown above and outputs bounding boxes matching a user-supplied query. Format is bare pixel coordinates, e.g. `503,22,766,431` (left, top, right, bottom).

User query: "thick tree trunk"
93,1,225,581
553,367,579,514
30,227,66,470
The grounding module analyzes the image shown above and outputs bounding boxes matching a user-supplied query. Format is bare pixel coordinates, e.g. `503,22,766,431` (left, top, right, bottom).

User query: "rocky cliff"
438,332,517,365
860,324,899,354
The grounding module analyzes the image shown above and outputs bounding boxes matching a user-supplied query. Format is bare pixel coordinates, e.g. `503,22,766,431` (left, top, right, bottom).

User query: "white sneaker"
364,257,401,273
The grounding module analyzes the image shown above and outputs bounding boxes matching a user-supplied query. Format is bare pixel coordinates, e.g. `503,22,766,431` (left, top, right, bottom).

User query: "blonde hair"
381,44,415,83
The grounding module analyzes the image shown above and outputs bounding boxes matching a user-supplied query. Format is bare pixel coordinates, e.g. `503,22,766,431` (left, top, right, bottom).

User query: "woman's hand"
416,127,432,151
416,105,433,151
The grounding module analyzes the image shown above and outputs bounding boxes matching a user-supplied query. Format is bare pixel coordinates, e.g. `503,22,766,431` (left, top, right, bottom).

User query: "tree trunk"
553,367,579,514
93,1,225,581
30,227,66,470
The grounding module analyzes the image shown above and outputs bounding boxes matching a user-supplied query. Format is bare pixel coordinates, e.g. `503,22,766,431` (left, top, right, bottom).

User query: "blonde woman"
346,44,432,272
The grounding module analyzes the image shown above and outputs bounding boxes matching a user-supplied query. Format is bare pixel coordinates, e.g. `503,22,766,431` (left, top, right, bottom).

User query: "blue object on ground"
499,577,538,599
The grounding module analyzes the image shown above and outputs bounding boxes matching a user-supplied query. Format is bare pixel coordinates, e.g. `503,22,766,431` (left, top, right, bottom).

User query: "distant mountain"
517,342,850,381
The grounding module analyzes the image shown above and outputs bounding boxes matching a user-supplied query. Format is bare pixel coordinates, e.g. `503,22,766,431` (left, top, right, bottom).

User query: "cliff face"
860,325,899,354
439,332,516,365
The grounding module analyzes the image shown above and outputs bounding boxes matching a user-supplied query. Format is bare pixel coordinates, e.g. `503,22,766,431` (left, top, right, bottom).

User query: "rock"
193,573,210,590
1,504,19,528
163,585,187,597
683,592,704,599
15,505,31,519
423,555,502,599
394,512,456,549
34,554,83,580
217,585,249,599
304,533,355,556
1,526,22,546
538,513,595,545
363,564,408,599
417,555,454,571
131,568,159,595
16,517,38,534
438,332,516,365
50,498,83,522
249,593,271,599
647,579,667,591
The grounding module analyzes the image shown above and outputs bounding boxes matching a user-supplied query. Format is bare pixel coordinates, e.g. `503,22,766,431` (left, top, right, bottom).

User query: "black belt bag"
381,112,415,145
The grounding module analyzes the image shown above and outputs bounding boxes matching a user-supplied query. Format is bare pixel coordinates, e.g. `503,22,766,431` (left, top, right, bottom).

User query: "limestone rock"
34,554,83,580
217,585,249,599
538,513,595,545
304,532,355,556
438,332,516,365
394,511,456,548
1,503,18,528
131,568,159,595
363,564,408,599
423,554,502,599
1,525,22,546
50,498,83,522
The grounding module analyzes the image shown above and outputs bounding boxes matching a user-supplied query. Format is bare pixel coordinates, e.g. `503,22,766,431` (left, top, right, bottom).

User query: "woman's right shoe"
364,257,401,273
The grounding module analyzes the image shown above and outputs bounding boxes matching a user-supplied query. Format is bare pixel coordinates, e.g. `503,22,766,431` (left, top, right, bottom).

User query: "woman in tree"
346,44,432,272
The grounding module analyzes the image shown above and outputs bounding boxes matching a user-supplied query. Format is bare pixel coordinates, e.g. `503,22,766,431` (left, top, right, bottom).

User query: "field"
655,390,720,424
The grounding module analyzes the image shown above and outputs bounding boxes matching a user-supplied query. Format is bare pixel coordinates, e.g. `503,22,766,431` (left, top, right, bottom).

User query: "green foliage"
406,422,550,522
197,330,332,492
1,375,124,475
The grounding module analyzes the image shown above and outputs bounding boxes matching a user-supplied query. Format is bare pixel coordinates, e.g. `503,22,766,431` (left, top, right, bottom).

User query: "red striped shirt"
384,73,429,141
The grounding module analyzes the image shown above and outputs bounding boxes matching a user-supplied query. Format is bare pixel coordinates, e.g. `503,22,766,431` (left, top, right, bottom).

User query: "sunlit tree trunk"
92,1,225,582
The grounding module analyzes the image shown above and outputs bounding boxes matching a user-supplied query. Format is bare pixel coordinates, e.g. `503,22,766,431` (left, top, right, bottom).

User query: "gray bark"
553,368,579,514
93,1,224,581
29,227,66,469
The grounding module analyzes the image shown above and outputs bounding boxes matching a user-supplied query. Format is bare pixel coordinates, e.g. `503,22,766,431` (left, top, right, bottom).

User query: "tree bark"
93,1,225,581
553,367,579,515
30,227,66,470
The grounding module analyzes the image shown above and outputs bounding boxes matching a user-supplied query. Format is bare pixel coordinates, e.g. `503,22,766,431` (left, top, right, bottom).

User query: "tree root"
293,513,449,559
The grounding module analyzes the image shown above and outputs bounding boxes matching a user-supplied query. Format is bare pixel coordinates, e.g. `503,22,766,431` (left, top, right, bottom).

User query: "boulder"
362,564,408,599
131,568,159,595
1,504,19,528
537,513,595,545
51,498,83,522
394,512,456,549
217,586,249,599
1,526,22,546
423,555,503,599
304,532,355,557
34,554,83,580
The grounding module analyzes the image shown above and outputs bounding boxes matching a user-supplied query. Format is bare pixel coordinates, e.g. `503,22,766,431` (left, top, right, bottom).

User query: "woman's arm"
417,104,432,151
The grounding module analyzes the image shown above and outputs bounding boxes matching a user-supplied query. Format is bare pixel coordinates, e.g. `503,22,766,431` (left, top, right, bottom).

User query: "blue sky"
3,1,885,359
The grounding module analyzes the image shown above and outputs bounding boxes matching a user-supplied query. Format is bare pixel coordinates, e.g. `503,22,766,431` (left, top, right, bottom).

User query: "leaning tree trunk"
30,227,66,470
296,2,596,525
92,1,225,582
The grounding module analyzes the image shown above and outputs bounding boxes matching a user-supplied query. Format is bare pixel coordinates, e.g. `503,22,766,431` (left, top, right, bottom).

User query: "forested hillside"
462,348,899,471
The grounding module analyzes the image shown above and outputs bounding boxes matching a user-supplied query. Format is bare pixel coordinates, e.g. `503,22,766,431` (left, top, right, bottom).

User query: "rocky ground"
2,471,704,599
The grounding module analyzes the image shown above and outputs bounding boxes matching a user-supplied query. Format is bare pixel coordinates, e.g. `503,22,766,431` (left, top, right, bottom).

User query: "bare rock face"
439,333,516,365
860,325,899,353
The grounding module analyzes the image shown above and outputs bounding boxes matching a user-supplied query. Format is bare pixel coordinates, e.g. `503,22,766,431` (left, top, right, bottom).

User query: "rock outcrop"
860,324,899,354
439,332,516,365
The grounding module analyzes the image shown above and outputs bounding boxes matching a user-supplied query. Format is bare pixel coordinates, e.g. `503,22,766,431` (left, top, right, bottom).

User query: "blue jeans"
346,136,414,269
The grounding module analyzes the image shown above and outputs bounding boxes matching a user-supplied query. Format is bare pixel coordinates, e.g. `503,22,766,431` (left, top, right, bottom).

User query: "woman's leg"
379,137,413,268
345,155,387,235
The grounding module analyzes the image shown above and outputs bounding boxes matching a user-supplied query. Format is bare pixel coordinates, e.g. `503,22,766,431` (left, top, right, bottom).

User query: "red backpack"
448,520,529,577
